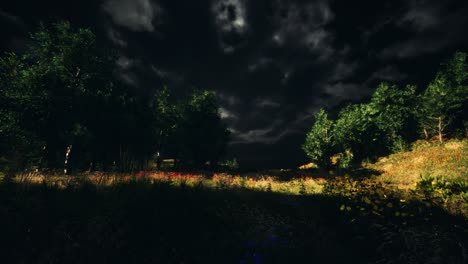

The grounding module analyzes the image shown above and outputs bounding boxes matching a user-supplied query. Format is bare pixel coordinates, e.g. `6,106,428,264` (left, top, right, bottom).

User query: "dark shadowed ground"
0,178,466,264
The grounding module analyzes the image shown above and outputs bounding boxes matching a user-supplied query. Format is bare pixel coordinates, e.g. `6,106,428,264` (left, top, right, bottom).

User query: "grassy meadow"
1,139,467,264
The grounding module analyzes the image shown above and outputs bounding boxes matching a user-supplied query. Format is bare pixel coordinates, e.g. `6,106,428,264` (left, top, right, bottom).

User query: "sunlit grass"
4,139,466,220
2,157,466,263
10,170,325,195
367,139,467,188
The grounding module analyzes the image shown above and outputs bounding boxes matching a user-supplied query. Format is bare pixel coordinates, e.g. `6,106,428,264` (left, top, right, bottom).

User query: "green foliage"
332,83,416,162
0,22,230,173
220,158,240,172
417,52,468,141
369,83,416,151
174,89,230,168
337,149,353,169
303,52,467,169
0,21,122,172
332,101,400,165
302,109,334,168
416,173,468,201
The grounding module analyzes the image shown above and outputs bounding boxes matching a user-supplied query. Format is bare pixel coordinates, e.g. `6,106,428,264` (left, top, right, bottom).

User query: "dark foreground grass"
0,180,467,264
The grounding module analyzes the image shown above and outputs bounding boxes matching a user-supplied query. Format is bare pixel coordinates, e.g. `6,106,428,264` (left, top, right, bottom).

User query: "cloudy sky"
1,0,468,168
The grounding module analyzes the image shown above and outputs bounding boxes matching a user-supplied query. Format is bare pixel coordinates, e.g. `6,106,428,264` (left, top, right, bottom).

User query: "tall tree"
368,83,417,151
302,109,334,169
152,86,180,169
417,52,468,142
0,21,118,173
0,52,48,172
176,90,230,168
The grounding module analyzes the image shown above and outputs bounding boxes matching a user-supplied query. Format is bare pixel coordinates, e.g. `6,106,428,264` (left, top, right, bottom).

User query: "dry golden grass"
367,139,468,189
7,139,466,198
11,170,325,195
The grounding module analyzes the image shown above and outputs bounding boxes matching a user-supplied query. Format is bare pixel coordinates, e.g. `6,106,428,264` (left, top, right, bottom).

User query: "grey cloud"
230,120,292,144
248,57,274,73
103,0,162,32
380,0,468,58
223,1,364,145
0,9,24,26
150,66,185,85
116,56,135,69
399,0,440,32
270,0,334,56
380,36,449,59
368,66,408,83
115,55,140,86
323,82,369,101
330,61,359,82
218,93,240,107
401,8,439,32
107,28,127,47
256,98,281,108
120,72,139,86
212,0,249,53
219,107,238,120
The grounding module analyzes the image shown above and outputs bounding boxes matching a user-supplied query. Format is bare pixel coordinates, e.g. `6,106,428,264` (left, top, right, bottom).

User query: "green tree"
0,52,49,173
368,83,417,151
302,109,334,169
176,90,230,168
417,52,468,142
152,86,181,169
0,21,119,173
333,103,385,165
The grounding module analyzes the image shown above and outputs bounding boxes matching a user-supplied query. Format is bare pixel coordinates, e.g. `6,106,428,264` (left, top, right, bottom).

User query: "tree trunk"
64,145,73,175
438,117,443,143
156,151,162,170
423,128,429,139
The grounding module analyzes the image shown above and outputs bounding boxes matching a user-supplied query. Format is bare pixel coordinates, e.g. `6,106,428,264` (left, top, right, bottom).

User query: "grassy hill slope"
367,139,467,188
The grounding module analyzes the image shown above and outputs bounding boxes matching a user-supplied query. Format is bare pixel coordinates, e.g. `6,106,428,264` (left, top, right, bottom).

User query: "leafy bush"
337,150,354,169
415,173,468,217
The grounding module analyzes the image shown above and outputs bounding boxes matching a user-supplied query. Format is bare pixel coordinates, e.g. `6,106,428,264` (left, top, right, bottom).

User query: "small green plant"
390,136,408,153
415,173,436,197
337,149,353,169
240,176,247,188
299,180,306,195
221,158,239,172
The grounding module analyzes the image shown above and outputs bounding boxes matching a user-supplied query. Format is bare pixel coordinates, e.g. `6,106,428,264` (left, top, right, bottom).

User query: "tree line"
303,51,467,169
0,22,230,174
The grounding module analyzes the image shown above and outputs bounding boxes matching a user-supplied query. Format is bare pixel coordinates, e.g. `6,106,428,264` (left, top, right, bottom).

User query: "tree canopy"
303,52,467,169
0,22,230,173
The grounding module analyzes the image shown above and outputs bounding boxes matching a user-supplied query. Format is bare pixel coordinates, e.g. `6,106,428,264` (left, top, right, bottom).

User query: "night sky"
1,0,468,168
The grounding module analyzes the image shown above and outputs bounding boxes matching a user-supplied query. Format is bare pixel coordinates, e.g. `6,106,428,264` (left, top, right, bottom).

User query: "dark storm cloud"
1,0,468,167
0,9,23,26
380,0,468,58
0,8,28,51
107,27,127,47
368,66,408,83
212,0,367,148
269,0,334,56
212,0,249,53
103,0,164,32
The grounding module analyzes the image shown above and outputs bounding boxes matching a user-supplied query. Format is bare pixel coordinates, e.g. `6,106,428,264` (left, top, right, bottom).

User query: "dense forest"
0,22,230,175
303,51,467,169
